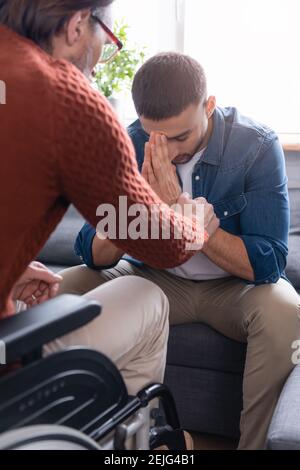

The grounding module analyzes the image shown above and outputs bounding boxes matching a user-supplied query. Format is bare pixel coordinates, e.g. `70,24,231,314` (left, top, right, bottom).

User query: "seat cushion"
166,324,246,437
286,234,300,290
37,206,84,267
267,364,300,450
167,323,247,374
164,364,243,437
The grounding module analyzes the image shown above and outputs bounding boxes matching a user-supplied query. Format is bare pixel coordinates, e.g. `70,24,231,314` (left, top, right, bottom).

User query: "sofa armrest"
267,364,300,450
0,295,101,365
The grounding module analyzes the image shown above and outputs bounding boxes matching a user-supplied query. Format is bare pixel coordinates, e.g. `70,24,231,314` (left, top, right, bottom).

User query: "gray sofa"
267,364,300,450
38,150,300,446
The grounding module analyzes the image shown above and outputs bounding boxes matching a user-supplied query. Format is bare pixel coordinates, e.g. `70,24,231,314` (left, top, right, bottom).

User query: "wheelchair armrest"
0,295,101,364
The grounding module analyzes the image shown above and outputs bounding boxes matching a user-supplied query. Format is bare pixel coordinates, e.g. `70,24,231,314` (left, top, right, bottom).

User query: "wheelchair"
0,295,187,450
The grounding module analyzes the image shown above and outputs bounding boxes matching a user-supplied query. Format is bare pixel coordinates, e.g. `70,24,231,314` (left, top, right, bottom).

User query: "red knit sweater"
0,26,203,316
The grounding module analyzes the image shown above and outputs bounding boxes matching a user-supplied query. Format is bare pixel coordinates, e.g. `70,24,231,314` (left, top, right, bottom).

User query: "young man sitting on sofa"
59,53,300,450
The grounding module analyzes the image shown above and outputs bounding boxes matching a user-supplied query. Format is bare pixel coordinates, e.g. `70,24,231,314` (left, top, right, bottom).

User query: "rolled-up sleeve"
75,223,127,270
75,223,97,269
239,133,289,285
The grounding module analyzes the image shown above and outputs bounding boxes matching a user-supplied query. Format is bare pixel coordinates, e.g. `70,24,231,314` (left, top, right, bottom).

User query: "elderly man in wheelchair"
0,262,190,451
0,0,201,451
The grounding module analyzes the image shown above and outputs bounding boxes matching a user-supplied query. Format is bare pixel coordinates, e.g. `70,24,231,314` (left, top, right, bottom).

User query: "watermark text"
0,80,6,105
96,196,205,251
0,340,6,365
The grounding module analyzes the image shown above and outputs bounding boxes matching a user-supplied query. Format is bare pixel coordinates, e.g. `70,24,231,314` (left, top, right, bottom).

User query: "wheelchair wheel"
0,425,102,450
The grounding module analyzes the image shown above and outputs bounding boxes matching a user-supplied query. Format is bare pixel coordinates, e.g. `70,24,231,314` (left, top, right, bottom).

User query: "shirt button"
224,211,228,217
195,176,200,181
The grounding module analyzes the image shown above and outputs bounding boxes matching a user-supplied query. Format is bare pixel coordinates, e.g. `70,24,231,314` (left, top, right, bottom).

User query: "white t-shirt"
166,149,230,281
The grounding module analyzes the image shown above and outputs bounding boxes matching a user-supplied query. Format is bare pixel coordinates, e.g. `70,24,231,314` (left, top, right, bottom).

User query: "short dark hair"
132,52,207,121
0,0,114,51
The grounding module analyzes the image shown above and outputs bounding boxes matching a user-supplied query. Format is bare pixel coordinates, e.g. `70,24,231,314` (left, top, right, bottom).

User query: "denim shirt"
75,107,290,285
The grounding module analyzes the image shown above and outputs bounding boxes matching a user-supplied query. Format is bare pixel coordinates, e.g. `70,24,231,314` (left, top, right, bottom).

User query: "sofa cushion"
286,151,300,230
267,364,300,450
37,206,84,268
167,323,247,375
164,364,242,438
286,233,300,290
289,190,300,229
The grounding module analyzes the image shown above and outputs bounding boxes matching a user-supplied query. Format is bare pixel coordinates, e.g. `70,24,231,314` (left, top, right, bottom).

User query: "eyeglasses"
91,14,123,64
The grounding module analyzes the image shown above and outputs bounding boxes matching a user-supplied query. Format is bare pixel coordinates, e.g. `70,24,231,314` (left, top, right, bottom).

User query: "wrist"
201,238,209,254
11,284,20,301
202,228,219,253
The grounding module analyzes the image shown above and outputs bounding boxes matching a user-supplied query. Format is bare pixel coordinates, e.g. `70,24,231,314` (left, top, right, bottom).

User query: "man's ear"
206,96,217,119
64,9,91,46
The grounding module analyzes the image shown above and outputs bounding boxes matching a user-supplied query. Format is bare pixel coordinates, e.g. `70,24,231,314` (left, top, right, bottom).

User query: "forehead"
140,103,203,137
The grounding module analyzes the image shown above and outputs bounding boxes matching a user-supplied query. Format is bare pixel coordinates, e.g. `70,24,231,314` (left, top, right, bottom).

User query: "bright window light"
110,0,180,125
112,0,160,57
184,0,300,137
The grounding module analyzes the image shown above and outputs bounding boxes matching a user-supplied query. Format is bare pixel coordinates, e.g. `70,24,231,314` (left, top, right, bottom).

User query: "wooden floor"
191,433,238,450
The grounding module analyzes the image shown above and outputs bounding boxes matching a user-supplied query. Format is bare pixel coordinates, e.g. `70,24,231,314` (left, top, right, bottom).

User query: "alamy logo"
0,340,6,365
291,340,300,365
0,80,6,104
96,196,206,251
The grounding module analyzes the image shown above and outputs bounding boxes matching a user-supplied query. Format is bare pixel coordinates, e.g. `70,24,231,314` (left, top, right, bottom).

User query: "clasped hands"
141,132,219,237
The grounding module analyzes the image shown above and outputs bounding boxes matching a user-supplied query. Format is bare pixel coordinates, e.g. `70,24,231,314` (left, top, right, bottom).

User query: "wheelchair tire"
0,425,102,450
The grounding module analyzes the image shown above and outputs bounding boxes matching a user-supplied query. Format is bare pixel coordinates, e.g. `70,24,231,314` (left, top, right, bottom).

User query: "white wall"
184,0,300,136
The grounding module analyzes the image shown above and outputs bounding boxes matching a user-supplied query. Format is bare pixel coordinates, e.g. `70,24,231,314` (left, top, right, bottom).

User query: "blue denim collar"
201,107,225,167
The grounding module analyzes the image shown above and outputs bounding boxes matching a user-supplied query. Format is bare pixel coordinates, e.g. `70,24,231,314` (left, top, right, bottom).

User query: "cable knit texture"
0,25,204,315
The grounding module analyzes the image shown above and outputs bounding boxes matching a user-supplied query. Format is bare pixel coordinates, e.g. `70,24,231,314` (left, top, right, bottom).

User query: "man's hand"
194,197,220,237
12,262,63,308
177,193,220,238
142,133,181,206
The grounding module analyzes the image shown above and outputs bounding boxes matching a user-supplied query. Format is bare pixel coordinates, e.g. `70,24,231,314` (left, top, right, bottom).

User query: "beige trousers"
58,261,300,450
44,275,169,396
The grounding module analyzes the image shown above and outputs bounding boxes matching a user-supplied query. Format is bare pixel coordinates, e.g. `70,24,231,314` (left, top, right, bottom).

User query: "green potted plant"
94,20,146,111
